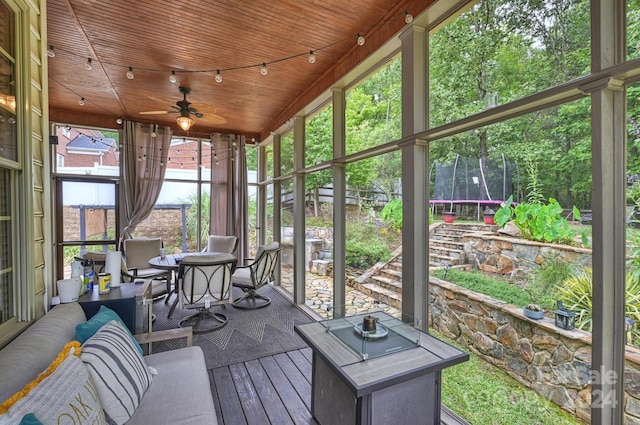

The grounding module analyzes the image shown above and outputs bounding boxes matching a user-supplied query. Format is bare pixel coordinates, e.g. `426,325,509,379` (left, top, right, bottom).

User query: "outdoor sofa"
0,302,217,424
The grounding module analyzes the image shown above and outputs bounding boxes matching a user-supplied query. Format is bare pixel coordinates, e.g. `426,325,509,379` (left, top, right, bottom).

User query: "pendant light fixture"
176,114,194,131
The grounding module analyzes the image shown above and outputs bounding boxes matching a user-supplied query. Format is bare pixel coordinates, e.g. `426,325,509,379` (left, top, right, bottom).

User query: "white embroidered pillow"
0,341,108,425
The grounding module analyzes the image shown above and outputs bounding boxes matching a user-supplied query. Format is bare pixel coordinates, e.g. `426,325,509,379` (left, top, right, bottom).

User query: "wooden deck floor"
208,347,468,425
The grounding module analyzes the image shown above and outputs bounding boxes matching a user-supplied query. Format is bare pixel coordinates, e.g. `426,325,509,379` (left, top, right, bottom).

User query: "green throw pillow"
19,414,42,425
75,305,143,355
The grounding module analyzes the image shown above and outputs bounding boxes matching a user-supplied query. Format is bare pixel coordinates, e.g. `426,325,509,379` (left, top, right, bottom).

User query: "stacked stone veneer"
463,233,592,279
430,276,640,423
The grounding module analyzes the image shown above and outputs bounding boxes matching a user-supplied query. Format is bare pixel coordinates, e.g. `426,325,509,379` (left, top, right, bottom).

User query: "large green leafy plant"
494,195,584,245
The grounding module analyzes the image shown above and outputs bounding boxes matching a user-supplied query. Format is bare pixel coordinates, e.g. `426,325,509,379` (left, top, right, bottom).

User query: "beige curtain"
210,133,249,263
119,121,172,246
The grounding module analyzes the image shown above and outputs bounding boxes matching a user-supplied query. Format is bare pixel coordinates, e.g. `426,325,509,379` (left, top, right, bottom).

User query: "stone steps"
347,222,497,308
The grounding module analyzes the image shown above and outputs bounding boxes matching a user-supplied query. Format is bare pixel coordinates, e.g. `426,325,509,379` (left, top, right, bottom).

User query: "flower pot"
523,307,544,320
483,214,495,225
443,212,455,224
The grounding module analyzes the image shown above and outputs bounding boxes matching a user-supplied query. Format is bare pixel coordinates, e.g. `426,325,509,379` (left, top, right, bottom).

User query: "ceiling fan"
139,86,226,130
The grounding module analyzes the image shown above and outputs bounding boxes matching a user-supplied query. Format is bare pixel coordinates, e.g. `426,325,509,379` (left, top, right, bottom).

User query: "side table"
77,281,152,335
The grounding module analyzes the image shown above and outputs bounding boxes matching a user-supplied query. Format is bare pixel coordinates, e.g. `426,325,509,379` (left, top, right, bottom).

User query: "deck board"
260,356,317,424
285,349,313,384
244,359,295,425
229,362,271,425
210,348,468,425
211,365,248,425
273,352,313,410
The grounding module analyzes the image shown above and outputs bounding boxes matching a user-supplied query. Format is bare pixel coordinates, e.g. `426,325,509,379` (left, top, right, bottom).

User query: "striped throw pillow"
79,320,152,425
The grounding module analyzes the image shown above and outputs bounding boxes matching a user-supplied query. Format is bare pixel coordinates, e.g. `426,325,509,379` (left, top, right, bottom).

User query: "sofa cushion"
0,341,108,425
80,321,152,425
76,305,144,355
0,303,87,403
127,346,218,425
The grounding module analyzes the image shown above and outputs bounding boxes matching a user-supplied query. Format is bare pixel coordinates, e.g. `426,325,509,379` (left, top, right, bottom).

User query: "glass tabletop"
322,310,421,361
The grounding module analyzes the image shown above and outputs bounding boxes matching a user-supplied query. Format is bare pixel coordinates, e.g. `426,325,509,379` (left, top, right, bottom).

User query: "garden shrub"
345,221,392,268
556,268,640,340
345,240,391,268
380,198,402,231
530,256,575,310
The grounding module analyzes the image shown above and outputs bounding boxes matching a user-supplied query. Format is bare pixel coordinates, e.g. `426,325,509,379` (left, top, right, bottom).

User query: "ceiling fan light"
176,115,194,131
169,70,177,83
215,70,222,83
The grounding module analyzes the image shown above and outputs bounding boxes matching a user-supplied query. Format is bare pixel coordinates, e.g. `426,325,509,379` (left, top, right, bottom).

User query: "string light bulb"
404,11,413,24
169,70,177,83
77,97,86,106
308,51,316,64
47,45,55,58
215,70,222,83
126,66,134,79
116,117,123,125
84,58,93,70
357,33,365,46
260,63,268,75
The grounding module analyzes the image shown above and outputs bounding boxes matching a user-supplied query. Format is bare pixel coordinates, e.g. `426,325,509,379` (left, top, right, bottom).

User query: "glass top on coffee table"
322,310,421,361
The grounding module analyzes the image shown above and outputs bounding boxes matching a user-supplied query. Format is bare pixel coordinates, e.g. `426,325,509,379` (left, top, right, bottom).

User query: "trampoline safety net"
431,154,519,205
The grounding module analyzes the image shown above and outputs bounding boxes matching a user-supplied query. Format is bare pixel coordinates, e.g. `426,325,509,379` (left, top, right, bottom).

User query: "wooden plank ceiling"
46,0,433,141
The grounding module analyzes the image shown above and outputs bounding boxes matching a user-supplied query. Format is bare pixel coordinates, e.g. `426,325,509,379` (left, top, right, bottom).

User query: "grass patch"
436,330,584,425
432,268,531,307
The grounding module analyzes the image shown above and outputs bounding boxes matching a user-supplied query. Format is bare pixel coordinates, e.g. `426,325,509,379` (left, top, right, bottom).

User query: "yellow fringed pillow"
0,341,108,424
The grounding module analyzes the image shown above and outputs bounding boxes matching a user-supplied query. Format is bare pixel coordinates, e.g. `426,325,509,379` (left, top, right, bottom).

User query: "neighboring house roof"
67,135,116,152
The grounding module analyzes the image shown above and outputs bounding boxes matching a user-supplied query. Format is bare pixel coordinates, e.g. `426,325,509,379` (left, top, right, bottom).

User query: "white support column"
257,144,267,246
272,135,282,286
293,116,306,305
332,87,346,317
590,0,626,423
400,25,429,330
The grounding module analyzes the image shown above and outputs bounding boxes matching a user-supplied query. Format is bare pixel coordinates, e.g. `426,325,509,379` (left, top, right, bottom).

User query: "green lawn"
437,331,585,425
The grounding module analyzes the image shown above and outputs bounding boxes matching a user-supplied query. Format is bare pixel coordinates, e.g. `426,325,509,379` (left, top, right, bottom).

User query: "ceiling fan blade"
139,110,173,115
202,114,227,125
146,95,175,107
190,103,217,115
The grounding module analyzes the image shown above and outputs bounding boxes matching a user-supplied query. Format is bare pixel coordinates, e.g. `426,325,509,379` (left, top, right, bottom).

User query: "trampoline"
430,154,520,220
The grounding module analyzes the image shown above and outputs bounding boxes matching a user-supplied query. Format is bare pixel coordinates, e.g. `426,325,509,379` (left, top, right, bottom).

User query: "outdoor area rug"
149,285,314,369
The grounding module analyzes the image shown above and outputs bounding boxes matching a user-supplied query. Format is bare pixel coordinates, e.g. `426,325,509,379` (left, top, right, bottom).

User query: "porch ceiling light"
176,114,194,131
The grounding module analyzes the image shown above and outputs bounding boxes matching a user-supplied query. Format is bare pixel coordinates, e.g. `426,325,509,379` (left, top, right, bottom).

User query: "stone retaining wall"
429,276,640,423
463,233,592,279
